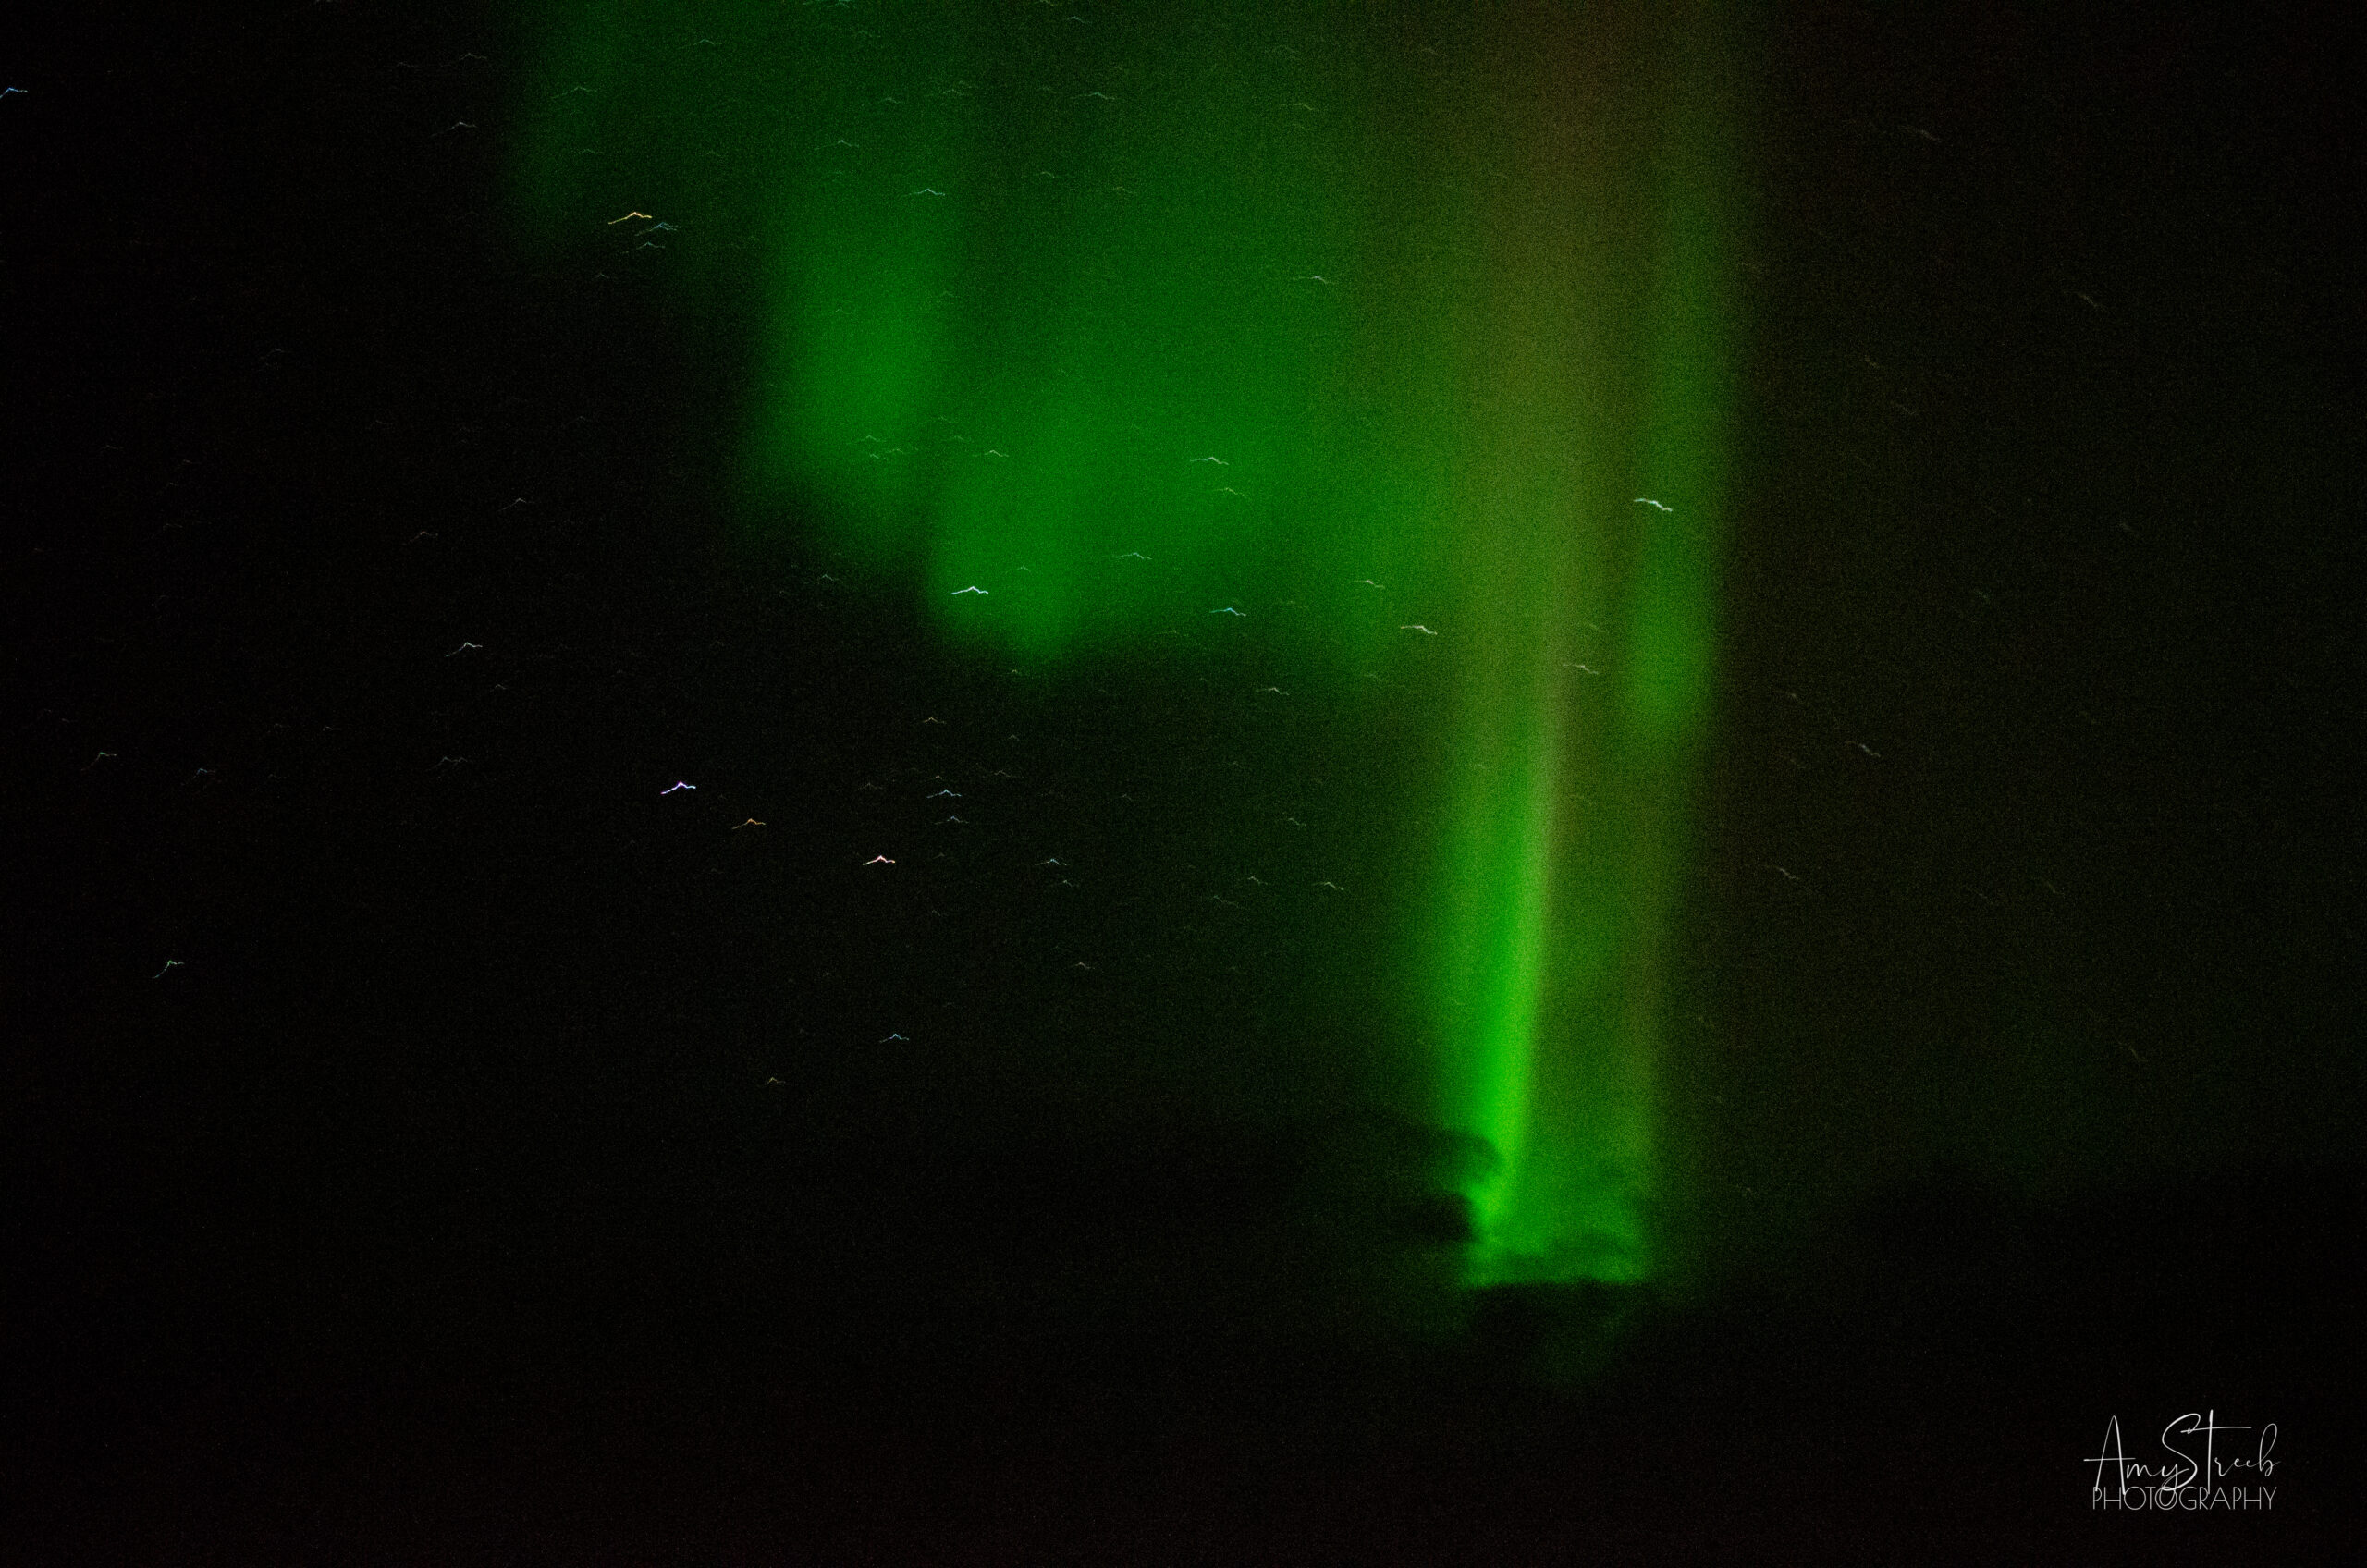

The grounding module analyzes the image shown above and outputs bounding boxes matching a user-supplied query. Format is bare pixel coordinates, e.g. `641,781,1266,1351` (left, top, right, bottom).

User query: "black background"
6,2,2361,1561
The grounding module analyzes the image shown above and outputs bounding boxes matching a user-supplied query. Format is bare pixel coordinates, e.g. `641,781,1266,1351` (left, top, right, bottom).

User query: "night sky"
6,2,2361,1562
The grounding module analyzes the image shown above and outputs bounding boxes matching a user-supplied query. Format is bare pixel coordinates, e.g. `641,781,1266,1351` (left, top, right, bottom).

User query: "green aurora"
510,1,1737,1291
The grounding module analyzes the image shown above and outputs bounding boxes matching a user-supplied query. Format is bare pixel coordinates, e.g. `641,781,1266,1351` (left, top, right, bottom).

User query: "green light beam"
508,0,1737,1295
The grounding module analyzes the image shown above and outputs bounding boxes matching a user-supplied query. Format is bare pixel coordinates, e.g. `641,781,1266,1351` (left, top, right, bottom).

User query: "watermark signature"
2086,1410,2278,1511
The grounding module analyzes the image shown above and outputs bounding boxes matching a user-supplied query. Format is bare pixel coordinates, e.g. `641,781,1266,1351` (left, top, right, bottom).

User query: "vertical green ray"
508,0,1736,1294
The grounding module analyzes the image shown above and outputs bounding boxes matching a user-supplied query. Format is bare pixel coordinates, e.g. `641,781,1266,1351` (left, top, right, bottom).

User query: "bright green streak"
509,2,1736,1292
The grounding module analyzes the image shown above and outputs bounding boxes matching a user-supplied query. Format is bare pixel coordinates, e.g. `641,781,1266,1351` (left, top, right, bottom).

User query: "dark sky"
6,2,2361,1560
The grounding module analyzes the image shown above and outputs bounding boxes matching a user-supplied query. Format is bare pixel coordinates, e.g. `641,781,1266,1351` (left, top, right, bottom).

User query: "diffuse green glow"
510,1,1735,1292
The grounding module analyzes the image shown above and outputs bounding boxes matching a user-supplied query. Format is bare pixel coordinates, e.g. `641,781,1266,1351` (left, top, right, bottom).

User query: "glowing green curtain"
510,1,1735,1287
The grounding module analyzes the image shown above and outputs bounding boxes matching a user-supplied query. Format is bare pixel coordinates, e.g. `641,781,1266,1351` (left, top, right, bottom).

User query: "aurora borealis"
509,0,1735,1292
18,0,2364,1553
